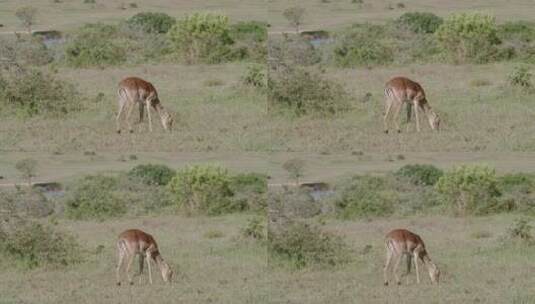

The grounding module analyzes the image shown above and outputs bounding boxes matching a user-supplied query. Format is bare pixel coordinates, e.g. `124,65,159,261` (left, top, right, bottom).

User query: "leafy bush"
0,218,81,268
499,21,535,43
268,66,349,116
334,175,398,218
64,175,127,219
65,23,126,67
128,164,175,186
503,218,534,245
242,64,266,88
115,174,175,214
230,172,268,212
435,13,501,63
268,220,350,268
168,165,241,215
395,164,443,186
268,35,320,67
508,66,532,90
0,68,82,117
436,165,502,215
396,12,443,34
268,188,321,219
230,21,268,42
333,24,394,67
0,189,54,218
241,216,266,240
168,13,234,64
126,12,176,33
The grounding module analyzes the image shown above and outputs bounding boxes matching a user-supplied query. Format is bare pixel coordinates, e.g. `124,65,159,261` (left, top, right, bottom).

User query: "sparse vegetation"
283,6,306,33
508,65,533,90
282,158,305,184
128,163,175,186
15,158,38,185
15,6,37,33
126,12,176,34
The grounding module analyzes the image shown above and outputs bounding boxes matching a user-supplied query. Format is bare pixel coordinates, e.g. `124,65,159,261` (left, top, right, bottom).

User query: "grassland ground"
3,62,535,154
267,0,535,33
5,151,535,187
0,214,269,304
269,214,535,304
0,0,266,33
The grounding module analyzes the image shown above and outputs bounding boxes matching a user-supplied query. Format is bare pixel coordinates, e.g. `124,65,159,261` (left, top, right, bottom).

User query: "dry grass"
268,0,535,33
269,215,535,303
0,0,266,33
0,214,268,304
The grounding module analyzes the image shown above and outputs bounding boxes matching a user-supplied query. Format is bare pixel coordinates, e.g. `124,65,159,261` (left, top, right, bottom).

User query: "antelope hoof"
384,282,388,286
117,130,121,134
397,281,401,286
129,281,134,286
384,130,389,134
397,129,401,134
116,282,121,286
129,129,134,134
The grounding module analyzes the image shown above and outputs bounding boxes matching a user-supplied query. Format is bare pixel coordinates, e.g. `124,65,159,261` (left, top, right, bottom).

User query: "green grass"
0,0,266,33
269,214,535,303
268,0,535,33
0,214,269,304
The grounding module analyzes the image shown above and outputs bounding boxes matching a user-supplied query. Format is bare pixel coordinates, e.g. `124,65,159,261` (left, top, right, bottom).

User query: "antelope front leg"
125,104,135,133
392,102,403,133
413,101,421,132
393,254,403,285
146,101,153,132
138,102,145,124
414,253,420,284
405,103,413,133
146,253,153,284
138,255,145,284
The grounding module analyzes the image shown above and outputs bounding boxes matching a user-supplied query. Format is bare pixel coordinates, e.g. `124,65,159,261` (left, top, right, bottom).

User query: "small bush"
0,36,52,66
268,188,321,219
83,0,96,3
268,66,349,116
203,230,224,239
0,218,81,268
334,175,398,218
168,13,234,64
0,189,54,218
15,158,38,185
230,172,268,212
395,164,443,186
0,68,82,117
168,165,241,215
241,216,266,240
268,220,350,268
508,66,532,90
128,164,175,186
396,12,443,34
230,21,268,42
65,23,126,67
268,34,320,67
283,6,306,33
64,175,126,219
435,13,501,63
242,64,266,88
126,12,175,34
503,218,534,245
436,165,502,215
333,24,394,67
469,79,492,87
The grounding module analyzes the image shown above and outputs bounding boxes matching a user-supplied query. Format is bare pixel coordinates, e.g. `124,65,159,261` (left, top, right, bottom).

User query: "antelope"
116,229,173,285
383,77,440,133
116,77,174,133
383,229,440,286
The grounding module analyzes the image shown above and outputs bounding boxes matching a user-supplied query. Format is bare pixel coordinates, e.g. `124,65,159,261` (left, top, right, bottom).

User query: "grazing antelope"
116,77,174,133
383,229,440,286
383,77,440,133
116,229,173,285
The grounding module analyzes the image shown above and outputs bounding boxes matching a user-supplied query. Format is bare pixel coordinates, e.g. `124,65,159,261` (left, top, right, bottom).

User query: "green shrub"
0,218,81,268
435,13,501,63
128,164,175,186
241,216,266,240
501,218,534,246
268,220,350,268
64,175,126,219
126,12,175,33
65,23,126,67
0,68,82,117
0,189,54,218
333,24,394,67
436,165,502,215
230,172,268,212
268,35,320,67
268,66,349,116
394,164,443,186
499,21,535,43
230,21,268,42
168,165,241,215
498,173,535,193
268,188,321,219
396,12,443,33
242,64,266,88
168,13,234,64
115,174,175,214
508,66,532,90
334,175,398,218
